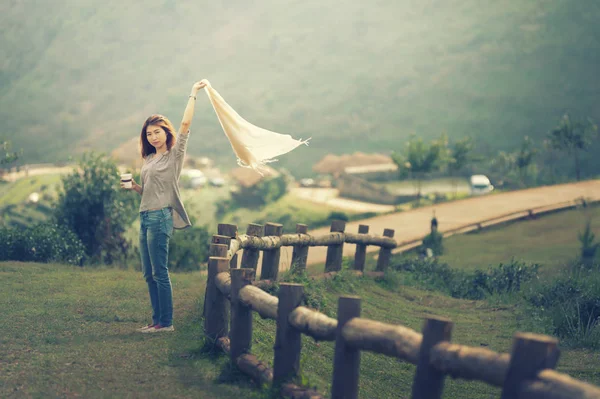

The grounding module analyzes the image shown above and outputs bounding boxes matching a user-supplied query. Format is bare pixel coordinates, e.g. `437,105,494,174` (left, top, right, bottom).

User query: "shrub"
168,225,211,271
578,219,599,264
53,152,139,265
391,257,539,300
526,270,600,348
327,211,349,222
0,223,85,265
421,230,444,256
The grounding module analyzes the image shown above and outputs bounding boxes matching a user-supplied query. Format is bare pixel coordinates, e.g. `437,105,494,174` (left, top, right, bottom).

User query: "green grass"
0,175,62,227
0,174,62,207
437,204,600,276
4,190,600,397
2,262,598,398
0,262,265,399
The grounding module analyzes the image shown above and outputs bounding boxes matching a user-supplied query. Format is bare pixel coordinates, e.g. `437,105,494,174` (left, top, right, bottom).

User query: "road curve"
241,180,600,274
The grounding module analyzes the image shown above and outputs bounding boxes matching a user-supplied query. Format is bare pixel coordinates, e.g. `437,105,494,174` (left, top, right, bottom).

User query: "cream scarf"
200,79,309,175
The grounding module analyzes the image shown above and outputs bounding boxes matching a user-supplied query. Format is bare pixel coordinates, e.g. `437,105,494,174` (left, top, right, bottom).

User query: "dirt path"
244,180,600,274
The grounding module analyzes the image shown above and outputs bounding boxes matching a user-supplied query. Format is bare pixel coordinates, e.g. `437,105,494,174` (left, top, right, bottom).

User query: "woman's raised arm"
179,80,207,134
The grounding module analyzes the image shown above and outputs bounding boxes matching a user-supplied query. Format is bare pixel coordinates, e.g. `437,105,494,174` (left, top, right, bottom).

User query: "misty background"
2,0,599,177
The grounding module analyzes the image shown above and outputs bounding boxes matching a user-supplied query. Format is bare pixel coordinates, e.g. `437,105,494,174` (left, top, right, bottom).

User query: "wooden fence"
203,222,600,399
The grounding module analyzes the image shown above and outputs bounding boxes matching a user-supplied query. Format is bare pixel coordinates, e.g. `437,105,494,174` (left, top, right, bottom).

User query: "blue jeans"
139,208,174,327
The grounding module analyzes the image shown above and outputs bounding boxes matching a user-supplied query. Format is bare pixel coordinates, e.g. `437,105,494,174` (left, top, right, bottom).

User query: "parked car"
209,177,225,187
470,174,494,195
190,176,207,188
300,178,316,187
183,169,207,188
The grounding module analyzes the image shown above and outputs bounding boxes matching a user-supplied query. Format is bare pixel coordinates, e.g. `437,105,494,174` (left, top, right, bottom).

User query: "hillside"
2,0,600,176
2,262,598,398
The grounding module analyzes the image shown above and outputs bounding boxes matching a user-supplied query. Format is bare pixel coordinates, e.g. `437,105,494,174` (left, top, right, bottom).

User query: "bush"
231,173,289,208
421,230,444,256
526,270,600,348
391,257,539,300
168,225,211,272
328,211,349,222
53,152,139,265
578,219,599,264
277,258,363,312
0,223,85,265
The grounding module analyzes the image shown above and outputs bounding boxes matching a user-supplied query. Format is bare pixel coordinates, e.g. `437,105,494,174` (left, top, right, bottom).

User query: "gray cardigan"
139,131,191,230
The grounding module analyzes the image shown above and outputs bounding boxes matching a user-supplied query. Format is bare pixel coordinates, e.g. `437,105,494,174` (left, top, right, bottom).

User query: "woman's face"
146,124,167,151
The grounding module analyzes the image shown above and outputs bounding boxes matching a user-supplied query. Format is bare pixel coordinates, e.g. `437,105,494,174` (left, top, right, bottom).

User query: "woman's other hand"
191,80,207,94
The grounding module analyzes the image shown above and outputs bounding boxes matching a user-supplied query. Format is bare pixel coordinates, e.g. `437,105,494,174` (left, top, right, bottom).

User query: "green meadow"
2,205,600,398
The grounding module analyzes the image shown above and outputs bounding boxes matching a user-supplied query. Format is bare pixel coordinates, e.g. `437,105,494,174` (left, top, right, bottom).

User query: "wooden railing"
202,222,600,398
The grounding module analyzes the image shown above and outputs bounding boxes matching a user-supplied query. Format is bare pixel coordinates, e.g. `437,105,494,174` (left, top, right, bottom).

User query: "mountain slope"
2,0,599,175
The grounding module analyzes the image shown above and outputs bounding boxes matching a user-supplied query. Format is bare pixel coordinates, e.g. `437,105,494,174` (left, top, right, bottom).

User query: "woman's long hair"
140,114,177,158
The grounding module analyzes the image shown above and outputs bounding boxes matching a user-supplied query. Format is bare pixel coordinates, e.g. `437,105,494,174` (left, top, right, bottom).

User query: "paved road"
244,180,600,275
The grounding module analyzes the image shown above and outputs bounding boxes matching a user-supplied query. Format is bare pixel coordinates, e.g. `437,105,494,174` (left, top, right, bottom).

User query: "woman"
121,80,207,333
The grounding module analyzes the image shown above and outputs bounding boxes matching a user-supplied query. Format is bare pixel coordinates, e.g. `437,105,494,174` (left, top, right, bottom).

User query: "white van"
470,174,494,195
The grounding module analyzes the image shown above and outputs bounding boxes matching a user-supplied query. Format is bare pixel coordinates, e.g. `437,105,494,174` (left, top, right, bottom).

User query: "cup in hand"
121,173,133,189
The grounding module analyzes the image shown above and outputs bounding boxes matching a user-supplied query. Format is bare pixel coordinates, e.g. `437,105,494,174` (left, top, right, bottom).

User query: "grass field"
0,174,63,207
2,262,598,399
3,193,600,398
437,204,600,276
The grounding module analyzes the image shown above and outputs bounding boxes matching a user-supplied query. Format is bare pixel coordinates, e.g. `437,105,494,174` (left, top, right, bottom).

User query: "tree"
1,139,19,165
515,136,537,186
578,219,599,267
53,152,139,265
392,134,449,199
540,138,560,184
547,113,598,181
447,137,476,197
486,150,517,188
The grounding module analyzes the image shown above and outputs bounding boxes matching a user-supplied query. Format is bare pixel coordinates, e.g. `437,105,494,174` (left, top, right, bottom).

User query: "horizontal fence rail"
201,199,600,398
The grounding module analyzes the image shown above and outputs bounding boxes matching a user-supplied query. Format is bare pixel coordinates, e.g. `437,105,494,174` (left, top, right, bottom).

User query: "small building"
343,163,398,182
313,152,397,181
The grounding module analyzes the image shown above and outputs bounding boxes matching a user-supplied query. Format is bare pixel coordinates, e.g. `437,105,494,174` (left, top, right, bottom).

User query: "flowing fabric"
201,79,310,175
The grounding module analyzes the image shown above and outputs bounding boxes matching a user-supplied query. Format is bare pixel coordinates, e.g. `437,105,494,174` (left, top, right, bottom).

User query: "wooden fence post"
203,243,229,317
212,234,232,257
204,257,230,341
218,223,239,268
209,243,228,258
241,223,263,272
273,283,305,385
354,224,369,271
260,222,283,280
376,228,395,272
411,316,453,399
325,220,346,273
500,332,560,399
230,268,256,361
291,224,309,272
331,296,361,399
